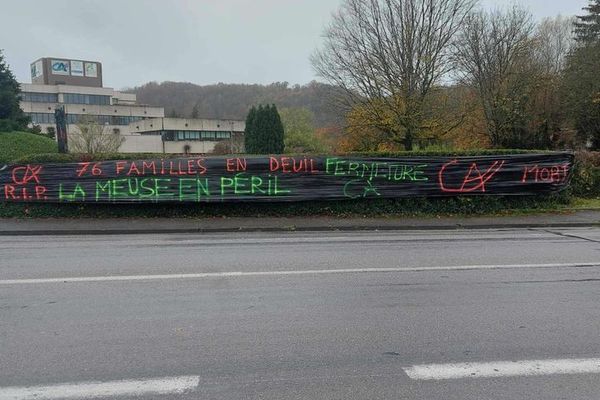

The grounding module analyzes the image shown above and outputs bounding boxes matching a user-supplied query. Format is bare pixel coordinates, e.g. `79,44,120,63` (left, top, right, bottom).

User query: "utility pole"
54,106,68,153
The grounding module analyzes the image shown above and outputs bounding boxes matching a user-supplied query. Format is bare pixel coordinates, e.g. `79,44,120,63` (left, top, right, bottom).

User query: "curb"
1,221,599,236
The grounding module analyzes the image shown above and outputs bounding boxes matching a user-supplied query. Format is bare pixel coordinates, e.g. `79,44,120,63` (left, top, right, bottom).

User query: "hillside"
0,131,58,163
127,81,344,128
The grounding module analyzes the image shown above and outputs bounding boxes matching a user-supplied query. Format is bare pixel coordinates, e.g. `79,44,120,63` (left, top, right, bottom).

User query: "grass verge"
0,131,57,163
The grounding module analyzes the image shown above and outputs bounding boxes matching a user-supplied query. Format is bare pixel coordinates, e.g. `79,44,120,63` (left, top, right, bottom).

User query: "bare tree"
529,16,576,144
311,0,477,150
533,15,575,75
453,6,535,147
70,115,125,154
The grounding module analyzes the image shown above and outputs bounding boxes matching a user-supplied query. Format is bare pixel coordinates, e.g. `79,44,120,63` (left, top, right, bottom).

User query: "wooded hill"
127,81,344,128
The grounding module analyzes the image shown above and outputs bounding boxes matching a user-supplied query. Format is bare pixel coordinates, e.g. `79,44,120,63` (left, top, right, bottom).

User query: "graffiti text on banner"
0,154,574,203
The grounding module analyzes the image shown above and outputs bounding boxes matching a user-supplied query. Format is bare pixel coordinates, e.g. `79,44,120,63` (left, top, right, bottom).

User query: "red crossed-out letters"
438,159,505,193
11,164,43,185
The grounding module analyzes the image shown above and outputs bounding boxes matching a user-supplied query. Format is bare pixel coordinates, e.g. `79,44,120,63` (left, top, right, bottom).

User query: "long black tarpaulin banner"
0,153,574,203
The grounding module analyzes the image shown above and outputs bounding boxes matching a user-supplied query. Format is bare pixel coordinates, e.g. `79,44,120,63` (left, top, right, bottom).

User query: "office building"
20,57,245,154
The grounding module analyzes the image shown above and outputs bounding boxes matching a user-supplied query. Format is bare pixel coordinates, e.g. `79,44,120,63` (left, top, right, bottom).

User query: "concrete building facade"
128,118,245,153
20,57,245,154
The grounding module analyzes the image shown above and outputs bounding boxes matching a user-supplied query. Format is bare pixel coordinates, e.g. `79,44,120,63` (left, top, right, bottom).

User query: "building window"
66,114,80,124
21,92,59,103
63,93,110,105
140,131,162,136
98,115,112,125
41,114,145,126
26,112,55,124
162,130,231,141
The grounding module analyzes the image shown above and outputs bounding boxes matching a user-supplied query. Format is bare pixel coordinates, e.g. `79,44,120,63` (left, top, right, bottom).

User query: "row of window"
162,130,231,141
27,112,56,124
63,93,111,105
66,114,144,125
26,113,145,126
21,92,59,103
21,92,111,105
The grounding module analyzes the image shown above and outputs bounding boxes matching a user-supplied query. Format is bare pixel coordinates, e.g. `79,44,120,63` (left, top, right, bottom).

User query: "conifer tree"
255,104,266,152
0,50,28,131
244,104,285,154
244,106,258,153
575,0,600,42
563,1,600,149
191,103,200,119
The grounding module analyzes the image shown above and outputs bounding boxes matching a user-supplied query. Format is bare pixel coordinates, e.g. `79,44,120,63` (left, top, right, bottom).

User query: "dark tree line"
128,81,343,130
311,0,600,151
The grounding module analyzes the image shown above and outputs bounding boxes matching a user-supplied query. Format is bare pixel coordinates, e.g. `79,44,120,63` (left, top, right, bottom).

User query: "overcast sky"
1,0,588,90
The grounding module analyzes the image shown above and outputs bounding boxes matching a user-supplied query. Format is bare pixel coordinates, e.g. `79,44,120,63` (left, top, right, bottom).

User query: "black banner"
0,154,573,203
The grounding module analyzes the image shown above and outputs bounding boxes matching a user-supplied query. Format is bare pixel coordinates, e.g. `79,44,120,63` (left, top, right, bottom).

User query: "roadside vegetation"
0,191,572,219
0,131,57,164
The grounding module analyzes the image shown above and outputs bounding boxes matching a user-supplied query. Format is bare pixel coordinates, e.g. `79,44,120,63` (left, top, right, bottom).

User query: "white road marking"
0,262,598,285
404,358,600,380
0,375,199,400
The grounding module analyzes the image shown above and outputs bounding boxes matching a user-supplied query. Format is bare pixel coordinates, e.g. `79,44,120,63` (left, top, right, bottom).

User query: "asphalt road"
2,228,600,399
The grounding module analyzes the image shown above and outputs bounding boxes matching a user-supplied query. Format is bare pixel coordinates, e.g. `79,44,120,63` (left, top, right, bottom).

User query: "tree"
244,104,284,154
314,125,344,153
70,116,125,153
269,104,285,153
0,50,29,131
244,105,258,153
341,103,399,152
280,107,327,153
530,16,575,146
453,6,544,148
534,16,575,75
191,103,200,119
563,2,600,149
574,0,600,43
312,0,476,150
442,87,490,149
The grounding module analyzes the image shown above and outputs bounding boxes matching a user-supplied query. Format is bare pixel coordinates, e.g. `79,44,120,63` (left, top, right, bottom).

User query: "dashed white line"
0,262,598,285
0,375,199,400
404,358,600,380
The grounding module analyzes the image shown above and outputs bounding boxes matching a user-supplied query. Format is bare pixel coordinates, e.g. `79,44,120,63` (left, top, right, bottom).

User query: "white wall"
120,135,163,153
164,140,218,154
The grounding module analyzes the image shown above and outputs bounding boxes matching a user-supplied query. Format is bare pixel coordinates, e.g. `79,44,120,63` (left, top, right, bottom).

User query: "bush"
46,127,56,139
0,194,570,219
211,141,233,155
571,151,600,198
0,119,20,132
